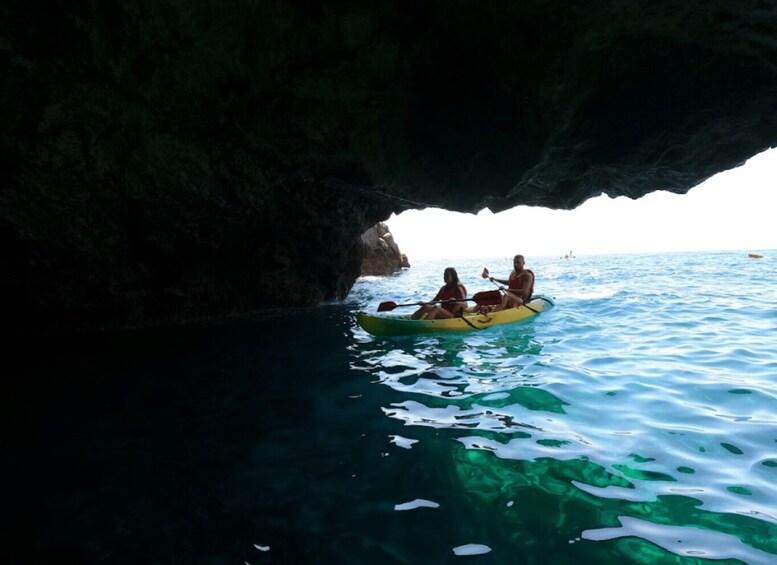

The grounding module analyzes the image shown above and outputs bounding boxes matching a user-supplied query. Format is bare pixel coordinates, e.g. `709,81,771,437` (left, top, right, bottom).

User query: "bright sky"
386,147,777,259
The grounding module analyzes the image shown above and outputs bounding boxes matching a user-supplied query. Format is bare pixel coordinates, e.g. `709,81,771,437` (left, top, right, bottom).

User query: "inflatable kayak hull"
356,295,554,337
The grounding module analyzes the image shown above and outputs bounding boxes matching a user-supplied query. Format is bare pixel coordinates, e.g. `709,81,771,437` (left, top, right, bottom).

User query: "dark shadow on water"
1,307,410,564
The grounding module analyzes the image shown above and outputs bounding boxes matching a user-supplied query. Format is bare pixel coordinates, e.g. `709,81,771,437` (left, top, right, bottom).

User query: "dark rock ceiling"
2,1,776,333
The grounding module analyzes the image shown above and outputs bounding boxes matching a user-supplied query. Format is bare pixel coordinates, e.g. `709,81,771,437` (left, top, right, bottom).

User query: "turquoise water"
349,251,777,564
3,251,776,563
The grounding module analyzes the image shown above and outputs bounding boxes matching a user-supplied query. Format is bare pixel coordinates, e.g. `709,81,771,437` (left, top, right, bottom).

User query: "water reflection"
348,310,777,562
582,515,777,564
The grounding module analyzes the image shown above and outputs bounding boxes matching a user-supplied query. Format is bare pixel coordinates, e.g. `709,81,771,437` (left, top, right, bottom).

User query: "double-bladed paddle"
485,277,540,314
377,290,502,312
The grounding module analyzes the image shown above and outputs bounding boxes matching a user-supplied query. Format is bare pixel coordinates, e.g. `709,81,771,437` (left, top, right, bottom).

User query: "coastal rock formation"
360,223,410,277
3,1,777,332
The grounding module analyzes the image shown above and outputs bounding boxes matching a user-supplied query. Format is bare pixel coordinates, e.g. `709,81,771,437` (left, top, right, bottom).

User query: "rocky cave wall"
360,222,409,277
2,1,776,333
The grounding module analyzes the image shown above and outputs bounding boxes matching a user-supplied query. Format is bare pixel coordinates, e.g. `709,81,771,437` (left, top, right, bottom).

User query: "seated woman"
411,267,467,320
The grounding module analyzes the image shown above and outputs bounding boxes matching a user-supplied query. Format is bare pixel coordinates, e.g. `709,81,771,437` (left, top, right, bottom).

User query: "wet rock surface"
360,222,409,277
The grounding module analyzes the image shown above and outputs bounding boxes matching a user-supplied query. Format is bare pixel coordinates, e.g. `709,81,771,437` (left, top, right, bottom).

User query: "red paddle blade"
473,290,502,305
377,301,398,312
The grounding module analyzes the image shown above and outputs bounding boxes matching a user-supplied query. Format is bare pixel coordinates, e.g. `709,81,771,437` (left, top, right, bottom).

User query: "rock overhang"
2,1,776,332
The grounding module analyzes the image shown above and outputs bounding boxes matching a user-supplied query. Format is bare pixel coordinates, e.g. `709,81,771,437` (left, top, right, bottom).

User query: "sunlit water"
3,251,776,564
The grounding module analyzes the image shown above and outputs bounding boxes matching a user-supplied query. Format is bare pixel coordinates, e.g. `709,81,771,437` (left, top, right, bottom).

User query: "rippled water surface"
4,251,776,563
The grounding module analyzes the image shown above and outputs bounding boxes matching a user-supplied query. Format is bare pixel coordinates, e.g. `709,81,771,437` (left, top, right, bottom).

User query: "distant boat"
748,253,764,259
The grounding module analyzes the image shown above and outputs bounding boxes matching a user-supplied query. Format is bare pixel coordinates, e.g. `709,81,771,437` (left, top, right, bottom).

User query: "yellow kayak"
356,295,554,337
